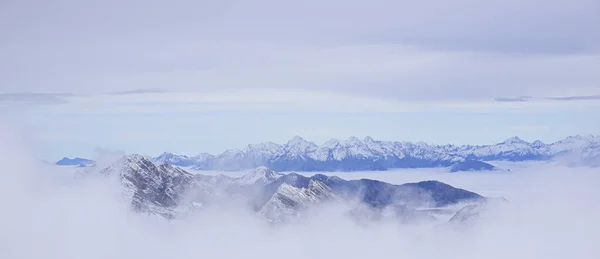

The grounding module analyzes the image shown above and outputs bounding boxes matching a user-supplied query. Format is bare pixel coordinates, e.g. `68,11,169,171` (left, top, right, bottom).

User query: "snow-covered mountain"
236,166,284,185
153,152,214,167
260,180,340,223
91,154,485,222
97,154,213,218
153,134,600,171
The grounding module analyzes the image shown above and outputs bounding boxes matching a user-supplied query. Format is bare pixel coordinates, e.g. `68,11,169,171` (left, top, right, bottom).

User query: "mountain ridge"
88,154,485,222
150,134,600,171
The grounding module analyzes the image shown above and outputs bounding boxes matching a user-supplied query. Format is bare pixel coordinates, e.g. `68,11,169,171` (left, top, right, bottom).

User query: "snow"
150,134,600,171
235,166,283,185
259,180,339,223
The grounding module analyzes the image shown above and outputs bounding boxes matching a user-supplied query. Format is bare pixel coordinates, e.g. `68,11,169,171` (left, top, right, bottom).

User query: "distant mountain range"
148,134,599,171
88,154,486,223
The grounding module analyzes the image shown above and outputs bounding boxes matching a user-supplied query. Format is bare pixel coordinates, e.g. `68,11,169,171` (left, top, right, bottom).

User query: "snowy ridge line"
151,134,600,171
93,154,486,223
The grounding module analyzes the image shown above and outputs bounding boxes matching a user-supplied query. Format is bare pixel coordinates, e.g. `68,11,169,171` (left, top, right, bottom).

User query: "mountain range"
149,134,600,171
89,154,486,223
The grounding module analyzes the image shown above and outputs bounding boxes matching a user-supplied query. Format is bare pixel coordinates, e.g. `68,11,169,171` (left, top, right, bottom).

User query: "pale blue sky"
10,91,599,161
1,0,599,161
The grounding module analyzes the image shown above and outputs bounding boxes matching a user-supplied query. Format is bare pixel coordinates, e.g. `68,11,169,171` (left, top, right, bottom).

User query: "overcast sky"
1,0,599,160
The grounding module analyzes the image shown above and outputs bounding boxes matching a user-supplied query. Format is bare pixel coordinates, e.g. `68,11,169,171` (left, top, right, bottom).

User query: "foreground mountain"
98,154,214,218
152,135,599,171
260,180,341,223
91,154,485,222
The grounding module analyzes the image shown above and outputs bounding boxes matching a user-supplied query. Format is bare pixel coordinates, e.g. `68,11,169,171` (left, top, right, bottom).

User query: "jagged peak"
274,180,333,198
307,179,331,192
288,135,308,145
562,134,596,142
122,153,148,162
192,152,214,159
237,166,283,185
273,182,301,196
501,136,527,144
158,163,192,176
323,138,341,148
157,162,175,169
98,154,155,177
248,141,281,150
154,152,186,161
532,140,547,147
345,136,363,145
363,136,376,143
306,180,339,200
285,136,317,153
254,166,276,175
220,149,243,156
346,136,360,141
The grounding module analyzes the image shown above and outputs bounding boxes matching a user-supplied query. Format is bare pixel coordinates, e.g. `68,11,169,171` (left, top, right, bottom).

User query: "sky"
1,0,599,161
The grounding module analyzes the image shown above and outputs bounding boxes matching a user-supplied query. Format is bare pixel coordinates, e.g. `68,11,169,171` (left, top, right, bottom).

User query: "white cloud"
1,0,599,101
2,125,600,259
15,90,600,116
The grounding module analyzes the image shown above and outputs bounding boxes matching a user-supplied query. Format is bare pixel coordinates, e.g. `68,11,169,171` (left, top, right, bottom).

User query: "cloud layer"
2,0,599,101
1,125,600,259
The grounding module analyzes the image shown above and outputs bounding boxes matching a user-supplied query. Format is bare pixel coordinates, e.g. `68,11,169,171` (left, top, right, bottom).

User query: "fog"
1,124,599,259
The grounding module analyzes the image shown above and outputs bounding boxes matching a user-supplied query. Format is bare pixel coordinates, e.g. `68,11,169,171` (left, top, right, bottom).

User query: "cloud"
0,93,72,105
1,0,599,101
108,88,171,95
495,96,534,102
548,95,600,101
2,123,600,259
21,90,600,117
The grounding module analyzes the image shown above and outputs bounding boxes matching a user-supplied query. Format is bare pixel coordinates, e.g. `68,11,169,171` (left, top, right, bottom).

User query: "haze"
1,122,599,259
1,1,599,258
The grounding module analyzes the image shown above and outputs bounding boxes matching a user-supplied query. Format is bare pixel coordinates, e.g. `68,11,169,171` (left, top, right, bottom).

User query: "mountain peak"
237,166,283,185
157,152,173,156
323,138,341,148
192,153,214,159
154,152,175,161
363,136,376,143
345,136,362,145
288,135,307,145
502,136,527,144
143,133,599,171
532,140,547,148
285,136,317,155
307,179,335,196
563,134,596,142
122,154,150,163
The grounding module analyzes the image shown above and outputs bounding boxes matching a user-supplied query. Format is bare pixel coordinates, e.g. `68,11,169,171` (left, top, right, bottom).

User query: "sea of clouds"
1,121,599,259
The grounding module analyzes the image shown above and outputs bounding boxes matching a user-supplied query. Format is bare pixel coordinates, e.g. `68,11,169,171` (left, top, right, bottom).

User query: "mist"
0,122,598,259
